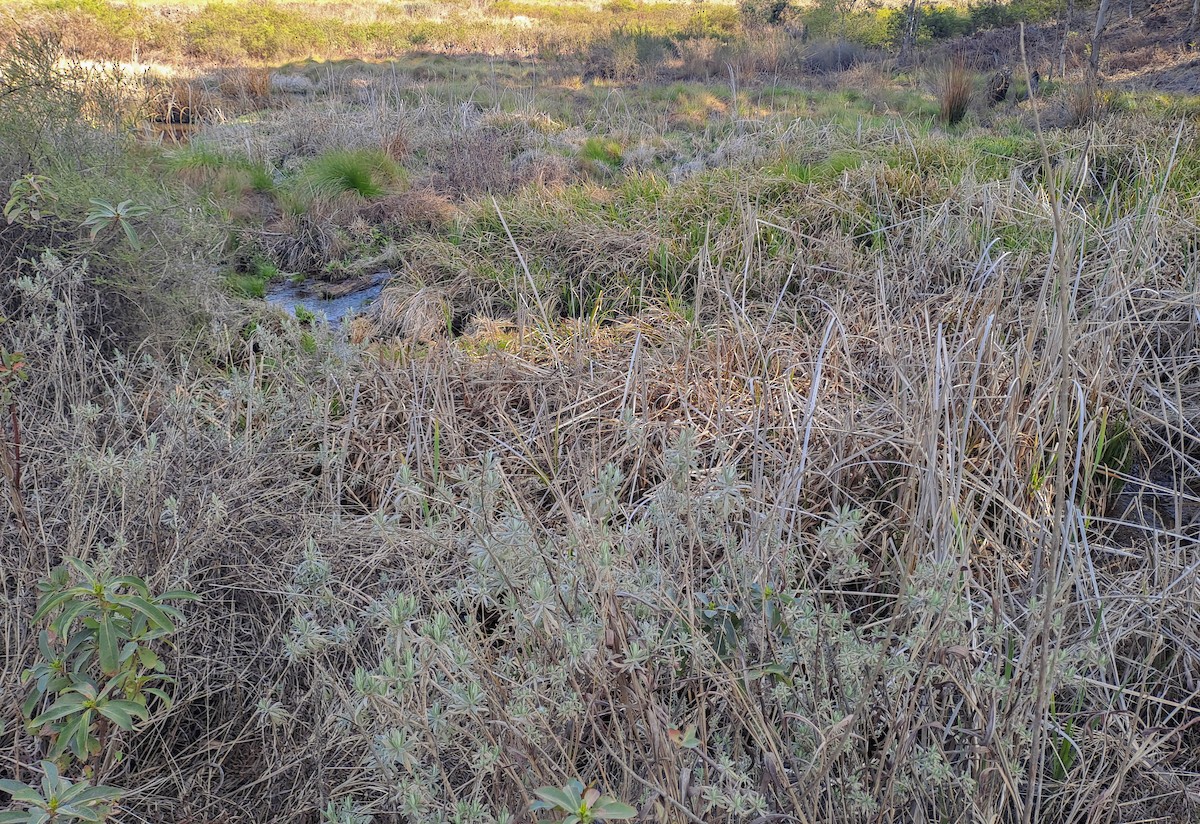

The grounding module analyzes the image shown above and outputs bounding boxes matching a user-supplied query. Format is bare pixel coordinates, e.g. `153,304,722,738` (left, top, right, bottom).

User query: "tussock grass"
938,56,972,125
303,148,407,199
580,135,624,168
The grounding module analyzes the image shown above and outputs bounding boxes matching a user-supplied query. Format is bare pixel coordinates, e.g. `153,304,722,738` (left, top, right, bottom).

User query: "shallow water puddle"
266,272,389,326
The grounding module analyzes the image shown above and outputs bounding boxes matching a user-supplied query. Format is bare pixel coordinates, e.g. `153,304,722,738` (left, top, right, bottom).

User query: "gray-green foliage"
266,416,1103,821
81,199,152,250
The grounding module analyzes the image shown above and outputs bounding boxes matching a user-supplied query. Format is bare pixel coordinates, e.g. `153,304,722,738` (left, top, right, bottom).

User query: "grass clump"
169,145,276,197
302,148,406,199
580,136,624,169
224,272,268,298
224,258,278,299
938,57,972,126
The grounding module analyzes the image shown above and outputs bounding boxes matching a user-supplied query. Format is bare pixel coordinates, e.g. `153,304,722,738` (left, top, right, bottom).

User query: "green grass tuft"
224,272,268,299
303,149,406,199
580,137,624,169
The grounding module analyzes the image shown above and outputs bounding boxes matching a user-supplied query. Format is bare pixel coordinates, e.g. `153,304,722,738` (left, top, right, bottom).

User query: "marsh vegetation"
2,1,1200,822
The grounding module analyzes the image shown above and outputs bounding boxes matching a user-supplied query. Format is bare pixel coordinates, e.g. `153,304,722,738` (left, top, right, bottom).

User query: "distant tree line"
740,0,1160,81
739,0,1061,51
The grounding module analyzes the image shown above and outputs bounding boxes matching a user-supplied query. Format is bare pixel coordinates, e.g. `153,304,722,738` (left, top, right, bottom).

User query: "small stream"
266,272,389,326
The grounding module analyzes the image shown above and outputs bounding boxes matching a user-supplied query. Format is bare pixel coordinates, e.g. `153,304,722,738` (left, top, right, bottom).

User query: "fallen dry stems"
3,62,1200,824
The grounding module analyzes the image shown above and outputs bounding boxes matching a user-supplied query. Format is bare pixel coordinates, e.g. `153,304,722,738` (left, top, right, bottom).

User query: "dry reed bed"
3,110,1200,824
6,15,1200,821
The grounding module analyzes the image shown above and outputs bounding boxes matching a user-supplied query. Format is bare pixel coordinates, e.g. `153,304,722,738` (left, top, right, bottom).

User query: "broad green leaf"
136,646,160,670
532,787,578,813
36,758,58,782
64,785,121,804
592,799,637,820
21,688,42,720
55,598,98,635
62,630,90,658
0,780,40,802
106,699,148,720
58,781,92,803
32,589,77,623
65,558,97,584
120,220,141,250
98,617,118,676
158,589,200,603
58,712,93,761
73,681,100,701
30,694,86,726
119,595,174,632
107,698,148,718
0,812,32,823
47,716,78,760
143,687,173,711
53,806,104,823
97,703,135,731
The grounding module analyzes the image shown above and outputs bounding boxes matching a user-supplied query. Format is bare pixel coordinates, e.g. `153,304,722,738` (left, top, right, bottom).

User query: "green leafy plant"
4,175,54,225
21,559,196,773
81,199,151,249
293,304,317,326
0,761,121,824
531,780,636,824
750,581,793,636
695,590,742,657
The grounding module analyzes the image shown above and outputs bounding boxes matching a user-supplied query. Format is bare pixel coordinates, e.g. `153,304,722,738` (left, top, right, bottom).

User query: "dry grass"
365,188,460,233
217,66,274,106
938,56,972,125
8,143,1200,823
369,284,451,341
5,23,1200,824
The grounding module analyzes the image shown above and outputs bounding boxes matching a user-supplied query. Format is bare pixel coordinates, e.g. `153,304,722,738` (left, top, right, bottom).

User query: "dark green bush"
739,0,792,26
969,0,1059,29
921,5,972,39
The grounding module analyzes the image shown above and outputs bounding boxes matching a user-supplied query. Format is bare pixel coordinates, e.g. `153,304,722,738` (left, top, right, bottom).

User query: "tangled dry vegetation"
3,17,1200,824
